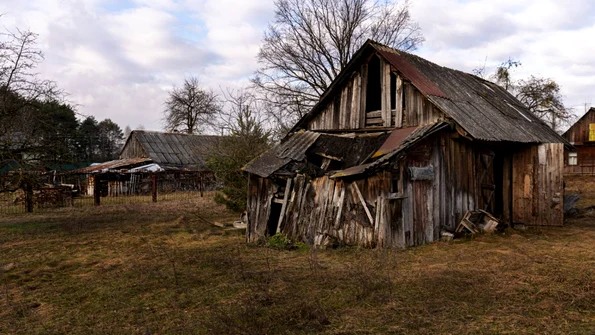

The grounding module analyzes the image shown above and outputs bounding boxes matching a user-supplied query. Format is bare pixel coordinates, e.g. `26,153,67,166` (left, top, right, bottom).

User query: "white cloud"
1,0,593,131
411,0,595,117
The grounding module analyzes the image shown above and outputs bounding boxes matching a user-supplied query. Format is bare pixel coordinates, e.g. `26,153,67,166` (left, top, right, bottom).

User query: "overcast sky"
1,0,594,131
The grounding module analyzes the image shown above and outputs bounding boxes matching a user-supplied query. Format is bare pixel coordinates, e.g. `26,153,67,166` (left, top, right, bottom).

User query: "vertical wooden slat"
352,73,361,129
395,75,403,128
360,64,368,128
382,60,392,127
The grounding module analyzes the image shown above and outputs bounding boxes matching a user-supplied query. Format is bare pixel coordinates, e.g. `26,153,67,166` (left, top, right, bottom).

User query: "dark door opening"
266,201,283,236
493,152,504,218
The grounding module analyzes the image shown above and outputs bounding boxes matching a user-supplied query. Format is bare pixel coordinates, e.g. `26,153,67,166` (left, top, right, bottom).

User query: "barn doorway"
477,148,507,220
266,201,282,236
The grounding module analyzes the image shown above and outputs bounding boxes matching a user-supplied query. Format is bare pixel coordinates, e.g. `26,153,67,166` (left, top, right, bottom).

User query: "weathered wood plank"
276,178,292,233
382,60,392,127
352,181,374,226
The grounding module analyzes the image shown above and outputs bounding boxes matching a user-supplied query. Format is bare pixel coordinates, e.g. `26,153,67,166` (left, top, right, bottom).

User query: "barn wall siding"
120,136,148,159
512,143,564,226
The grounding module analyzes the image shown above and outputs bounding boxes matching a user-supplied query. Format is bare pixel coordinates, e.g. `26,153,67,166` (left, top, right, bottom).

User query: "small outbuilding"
244,40,567,248
72,130,219,196
563,107,595,175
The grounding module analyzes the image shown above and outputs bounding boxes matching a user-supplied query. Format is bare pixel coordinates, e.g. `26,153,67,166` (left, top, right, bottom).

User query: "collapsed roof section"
243,122,450,180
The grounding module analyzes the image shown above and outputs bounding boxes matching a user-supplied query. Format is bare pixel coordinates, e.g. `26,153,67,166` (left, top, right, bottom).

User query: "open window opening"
390,72,397,110
365,55,382,112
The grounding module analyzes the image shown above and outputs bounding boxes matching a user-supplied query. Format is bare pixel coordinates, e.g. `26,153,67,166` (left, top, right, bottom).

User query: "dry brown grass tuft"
1,192,594,334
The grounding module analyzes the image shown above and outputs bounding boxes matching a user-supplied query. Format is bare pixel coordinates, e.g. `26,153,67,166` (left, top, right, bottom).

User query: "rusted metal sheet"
377,49,447,99
331,122,449,179
372,126,418,158
330,163,374,178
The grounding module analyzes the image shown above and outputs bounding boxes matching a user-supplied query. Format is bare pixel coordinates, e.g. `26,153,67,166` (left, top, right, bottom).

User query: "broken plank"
352,182,374,226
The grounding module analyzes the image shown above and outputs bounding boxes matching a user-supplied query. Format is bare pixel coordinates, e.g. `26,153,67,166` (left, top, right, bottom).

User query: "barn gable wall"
307,52,444,132
120,135,148,159
564,108,595,145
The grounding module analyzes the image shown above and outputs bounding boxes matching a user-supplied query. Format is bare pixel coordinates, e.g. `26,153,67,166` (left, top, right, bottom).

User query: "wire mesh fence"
0,171,216,215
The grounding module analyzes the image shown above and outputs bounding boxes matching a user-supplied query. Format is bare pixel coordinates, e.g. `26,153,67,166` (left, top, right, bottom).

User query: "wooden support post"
93,175,101,206
199,173,204,197
152,173,158,202
334,185,346,229
24,182,33,213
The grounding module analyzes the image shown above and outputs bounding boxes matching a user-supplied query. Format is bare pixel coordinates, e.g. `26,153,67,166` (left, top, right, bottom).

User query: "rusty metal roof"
72,158,152,174
377,50,447,99
372,126,418,158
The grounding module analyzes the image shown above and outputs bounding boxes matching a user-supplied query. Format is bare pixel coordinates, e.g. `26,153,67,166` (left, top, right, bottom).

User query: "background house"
563,107,595,175
244,40,567,248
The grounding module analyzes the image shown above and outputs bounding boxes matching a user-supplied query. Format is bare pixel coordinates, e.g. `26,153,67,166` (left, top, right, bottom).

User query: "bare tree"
253,0,424,130
0,27,61,163
516,76,573,132
163,77,220,134
207,88,272,211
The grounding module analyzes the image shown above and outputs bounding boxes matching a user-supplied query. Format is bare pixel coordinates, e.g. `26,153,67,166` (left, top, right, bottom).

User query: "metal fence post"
199,173,204,197
152,173,157,202
24,182,34,213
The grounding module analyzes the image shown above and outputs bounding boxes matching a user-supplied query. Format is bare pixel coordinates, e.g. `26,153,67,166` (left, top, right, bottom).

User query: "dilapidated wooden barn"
563,107,595,175
244,40,567,248
72,131,219,197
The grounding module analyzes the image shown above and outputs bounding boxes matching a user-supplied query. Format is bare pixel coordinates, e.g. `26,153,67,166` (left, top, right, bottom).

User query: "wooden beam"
276,178,292,234
334,185,346,229
352,182,374,226
382,61,392,127
395,75,403,127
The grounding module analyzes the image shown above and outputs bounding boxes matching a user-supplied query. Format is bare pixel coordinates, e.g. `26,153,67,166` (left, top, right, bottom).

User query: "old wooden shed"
71,131,219,197
563,107,595,175
244,40,567,248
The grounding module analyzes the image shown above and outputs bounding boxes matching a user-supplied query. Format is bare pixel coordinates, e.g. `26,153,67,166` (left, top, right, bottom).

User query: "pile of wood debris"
441,210,501,241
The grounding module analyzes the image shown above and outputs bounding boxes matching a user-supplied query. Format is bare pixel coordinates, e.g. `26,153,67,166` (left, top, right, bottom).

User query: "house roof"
562,107,595,138
293,40,566,144
123,131,220,171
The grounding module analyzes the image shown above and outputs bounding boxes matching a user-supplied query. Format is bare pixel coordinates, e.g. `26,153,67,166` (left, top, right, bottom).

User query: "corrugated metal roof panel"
277,131,321,160
388,48,567,144
243,131,320,178
126,131,220,170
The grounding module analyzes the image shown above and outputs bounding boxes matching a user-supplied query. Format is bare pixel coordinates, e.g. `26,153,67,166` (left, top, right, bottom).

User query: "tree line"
0,27,125,170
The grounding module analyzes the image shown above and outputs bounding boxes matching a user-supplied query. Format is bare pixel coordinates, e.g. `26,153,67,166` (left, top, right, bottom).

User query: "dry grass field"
1,186,595,334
